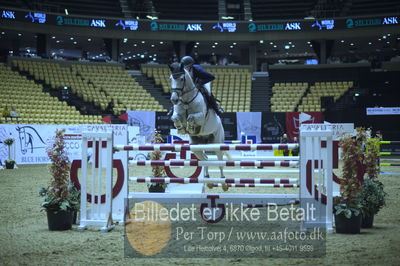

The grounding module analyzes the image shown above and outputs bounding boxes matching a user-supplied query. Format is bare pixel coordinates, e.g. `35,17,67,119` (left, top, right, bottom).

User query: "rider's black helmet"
180,56,195,67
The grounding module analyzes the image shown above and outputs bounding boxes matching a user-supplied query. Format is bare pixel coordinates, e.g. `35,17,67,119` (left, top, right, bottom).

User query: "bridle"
171,70,199,105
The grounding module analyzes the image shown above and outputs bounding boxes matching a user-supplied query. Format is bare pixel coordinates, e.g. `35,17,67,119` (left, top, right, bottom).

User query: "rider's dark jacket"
192,64,215,86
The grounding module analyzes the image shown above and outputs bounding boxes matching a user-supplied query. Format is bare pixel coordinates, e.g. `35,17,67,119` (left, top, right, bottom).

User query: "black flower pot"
335,213,362,234
148,184,166,193
71,210,78,225
361,213,374,228
47,209,73,231
5,161,14,169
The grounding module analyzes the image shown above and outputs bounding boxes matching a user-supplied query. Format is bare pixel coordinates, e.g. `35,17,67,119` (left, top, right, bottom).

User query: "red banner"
285,112,323,140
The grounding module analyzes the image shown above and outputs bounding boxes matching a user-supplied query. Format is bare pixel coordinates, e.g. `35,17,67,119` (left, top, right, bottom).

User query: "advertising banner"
236,112,262,143
285,112,323,140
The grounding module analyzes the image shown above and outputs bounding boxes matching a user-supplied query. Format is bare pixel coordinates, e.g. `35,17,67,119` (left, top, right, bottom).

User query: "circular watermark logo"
126,201,171,256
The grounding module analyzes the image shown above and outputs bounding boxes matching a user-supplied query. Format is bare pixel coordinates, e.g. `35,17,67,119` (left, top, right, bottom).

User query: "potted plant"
361,136,387,228
3,138,15,169
40,129,78,230
334,130,365,234
148,130,168,193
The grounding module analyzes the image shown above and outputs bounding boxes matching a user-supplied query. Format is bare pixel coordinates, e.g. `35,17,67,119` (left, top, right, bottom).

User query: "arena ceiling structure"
0,0,399,67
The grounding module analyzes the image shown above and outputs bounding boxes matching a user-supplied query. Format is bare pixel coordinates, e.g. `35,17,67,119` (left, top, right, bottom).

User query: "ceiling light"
214,42,218,45
382,35,387,39
51,36,56,39
387,33,391,36
270,42,274,45
340,40,344,43
1,32,5,35
212,45,215,48
160,41,164,44
230,46,233,48
141,41,145,43
378,38,382,41
273,45,277,48
151,44,155,47
120,53,123,56
288,41,292,44
233,42,237,45
134,44,137,47
259,40,264,44
292,45,295,47
73,41,77,44
196,42,199,45
18,33,22,36
88,38,91,41
70,37,74,40
386,41,390,44
350,43,354,46
368,42,372,45
123,38,128,43
194,45,198,48
284,45,290,49
307,41,311,44
56,40,60,43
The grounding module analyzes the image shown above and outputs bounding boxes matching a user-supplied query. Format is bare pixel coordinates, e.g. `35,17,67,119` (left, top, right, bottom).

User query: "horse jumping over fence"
169,62,229,190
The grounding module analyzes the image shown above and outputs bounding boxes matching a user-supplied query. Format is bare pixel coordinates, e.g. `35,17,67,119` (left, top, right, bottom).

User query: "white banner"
366,107,400,115
0,124,127,165
236,112,262,143
300,123,355,140
126,111,155,140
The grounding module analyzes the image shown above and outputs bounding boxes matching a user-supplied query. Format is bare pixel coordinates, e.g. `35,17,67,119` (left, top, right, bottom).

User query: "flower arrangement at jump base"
39,129,80,230
148,130,168,193
3,138,16,169
334,128,365,234
361,132,386,228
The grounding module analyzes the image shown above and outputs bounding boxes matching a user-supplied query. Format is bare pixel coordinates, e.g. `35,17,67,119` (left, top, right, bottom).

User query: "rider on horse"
180,56,224,116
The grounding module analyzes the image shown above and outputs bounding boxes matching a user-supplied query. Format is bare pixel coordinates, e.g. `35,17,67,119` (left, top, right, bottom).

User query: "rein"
172,72,199,105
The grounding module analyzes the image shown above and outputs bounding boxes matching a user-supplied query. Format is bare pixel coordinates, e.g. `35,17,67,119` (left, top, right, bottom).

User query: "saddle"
196,85,222,116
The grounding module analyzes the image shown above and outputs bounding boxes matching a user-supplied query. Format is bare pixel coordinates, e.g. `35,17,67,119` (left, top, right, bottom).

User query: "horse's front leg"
171,111,187,134
216,151,228,192
193,150,214,190
187,112,205,135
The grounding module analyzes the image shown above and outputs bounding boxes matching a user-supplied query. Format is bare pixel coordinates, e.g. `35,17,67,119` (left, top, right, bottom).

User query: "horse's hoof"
206,183,214,189
221,184,229,192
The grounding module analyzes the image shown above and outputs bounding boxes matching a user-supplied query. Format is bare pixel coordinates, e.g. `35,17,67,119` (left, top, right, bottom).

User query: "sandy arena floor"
0,164,399,265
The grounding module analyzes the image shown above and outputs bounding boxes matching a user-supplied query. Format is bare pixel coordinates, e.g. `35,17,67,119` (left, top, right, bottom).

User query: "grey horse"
169,62,229,191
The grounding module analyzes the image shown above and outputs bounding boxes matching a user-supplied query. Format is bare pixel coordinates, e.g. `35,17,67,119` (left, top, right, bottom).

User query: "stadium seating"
347,0,400,16
298,81,353,112
141,65,252,112
270,82,308,112
152,0,218,20
251,0,317,20
12,59,111,111
0,63,102,124
72,64,165,113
